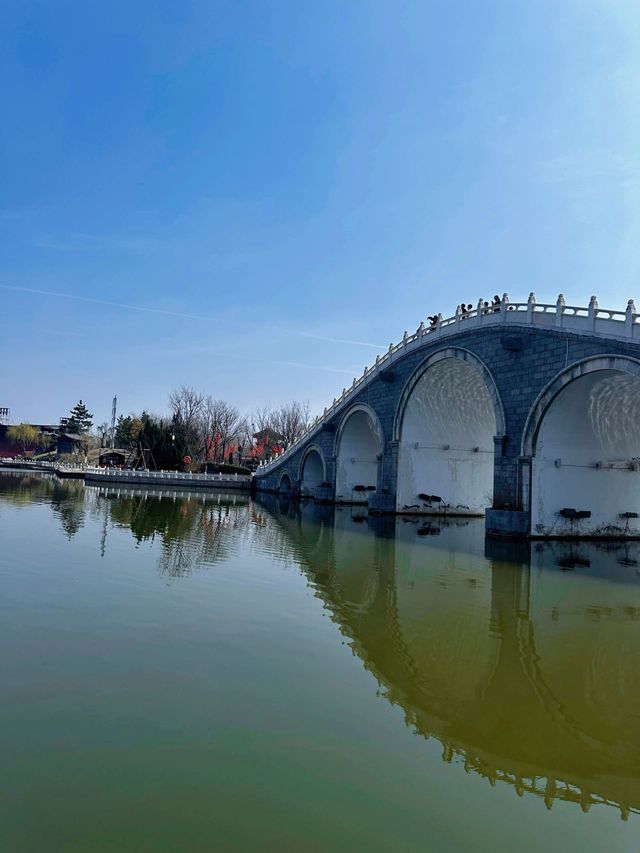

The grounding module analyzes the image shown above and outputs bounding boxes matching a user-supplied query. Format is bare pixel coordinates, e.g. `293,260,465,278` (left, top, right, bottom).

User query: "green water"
1,472,640,852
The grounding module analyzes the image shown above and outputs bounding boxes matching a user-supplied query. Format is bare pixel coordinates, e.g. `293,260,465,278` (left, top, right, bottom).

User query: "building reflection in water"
257,495,640,821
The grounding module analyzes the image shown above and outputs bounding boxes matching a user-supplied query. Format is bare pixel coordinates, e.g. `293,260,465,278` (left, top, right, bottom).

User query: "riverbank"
0,460,252,491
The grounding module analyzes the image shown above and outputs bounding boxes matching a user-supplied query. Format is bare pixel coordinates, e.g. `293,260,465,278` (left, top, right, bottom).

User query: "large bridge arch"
394,348,505,515
522,355,640,536
298,445,326,495
335,404,383,503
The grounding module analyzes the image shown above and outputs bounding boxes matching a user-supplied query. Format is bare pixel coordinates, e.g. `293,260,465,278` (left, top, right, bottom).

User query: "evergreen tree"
115,415,134,448
115,414,145,449
64,399,93,434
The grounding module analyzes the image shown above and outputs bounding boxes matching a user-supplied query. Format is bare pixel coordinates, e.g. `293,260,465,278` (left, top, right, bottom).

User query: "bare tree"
250,406,273,434
96,422,110,448
272,400,311,446
235,415,253,464
168,386,204,458
201,397,242,462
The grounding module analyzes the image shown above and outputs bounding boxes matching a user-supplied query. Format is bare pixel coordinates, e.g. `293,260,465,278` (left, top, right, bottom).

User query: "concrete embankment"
84,468,251,491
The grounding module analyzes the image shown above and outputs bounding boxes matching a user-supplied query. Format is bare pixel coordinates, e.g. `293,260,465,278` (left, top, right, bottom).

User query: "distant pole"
110,396,117,449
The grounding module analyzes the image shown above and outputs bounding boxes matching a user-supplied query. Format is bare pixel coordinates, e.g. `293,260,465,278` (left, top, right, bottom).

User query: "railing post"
588,295,598,331
418,320,425,337
476,298,484,326
626,299,636,337
435,314,443,334
402,331,408,348
454,304,461,330
555,293,565,328
527,291,536,324
501,292,509,323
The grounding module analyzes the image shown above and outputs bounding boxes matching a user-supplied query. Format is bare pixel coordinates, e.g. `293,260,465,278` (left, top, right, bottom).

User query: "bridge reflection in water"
257,495,640,821
6,472,637,824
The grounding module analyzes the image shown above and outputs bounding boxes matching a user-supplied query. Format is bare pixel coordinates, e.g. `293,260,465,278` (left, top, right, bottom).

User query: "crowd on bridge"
427,295,505,327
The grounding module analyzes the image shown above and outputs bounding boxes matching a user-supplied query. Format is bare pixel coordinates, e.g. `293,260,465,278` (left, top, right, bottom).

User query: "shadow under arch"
521,355,640,536
393,347,505,515
334,403,384,503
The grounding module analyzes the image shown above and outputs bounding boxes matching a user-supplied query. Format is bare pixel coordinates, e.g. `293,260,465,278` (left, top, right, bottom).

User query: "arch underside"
397,358,497,515
335,409,381,503
531,368,640,536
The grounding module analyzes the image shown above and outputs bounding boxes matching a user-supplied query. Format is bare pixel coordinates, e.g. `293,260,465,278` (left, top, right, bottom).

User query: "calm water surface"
1,472,640,851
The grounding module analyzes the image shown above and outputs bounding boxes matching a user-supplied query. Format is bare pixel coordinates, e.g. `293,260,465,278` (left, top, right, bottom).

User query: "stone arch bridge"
254,294,640,538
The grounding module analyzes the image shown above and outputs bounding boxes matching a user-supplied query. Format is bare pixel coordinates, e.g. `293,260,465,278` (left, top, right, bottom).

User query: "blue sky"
2,0,639,425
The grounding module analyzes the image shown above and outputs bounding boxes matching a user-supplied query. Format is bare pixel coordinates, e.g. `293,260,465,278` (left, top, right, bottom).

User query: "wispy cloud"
0,284,210,321
537,147,640,188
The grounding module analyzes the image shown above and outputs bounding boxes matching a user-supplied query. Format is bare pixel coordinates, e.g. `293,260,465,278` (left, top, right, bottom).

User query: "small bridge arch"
335,404,383,503
299,445,326,496
278,471,294,494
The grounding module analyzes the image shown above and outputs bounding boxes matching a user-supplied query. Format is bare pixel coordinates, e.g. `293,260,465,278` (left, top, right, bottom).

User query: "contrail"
268,359,358,376
294,330,386,349
0,284,211,321
0,284,389,349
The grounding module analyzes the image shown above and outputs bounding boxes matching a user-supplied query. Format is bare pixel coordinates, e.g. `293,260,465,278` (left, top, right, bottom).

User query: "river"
1,471,639,851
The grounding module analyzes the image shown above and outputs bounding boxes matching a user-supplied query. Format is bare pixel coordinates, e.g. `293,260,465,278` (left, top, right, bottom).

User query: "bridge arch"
394,348,505,515
278,471,294,493
299,445,326,495
335,404,383,503
523,355,640,535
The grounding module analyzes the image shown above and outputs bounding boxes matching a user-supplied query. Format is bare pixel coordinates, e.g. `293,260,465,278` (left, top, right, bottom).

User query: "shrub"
205,462,251,475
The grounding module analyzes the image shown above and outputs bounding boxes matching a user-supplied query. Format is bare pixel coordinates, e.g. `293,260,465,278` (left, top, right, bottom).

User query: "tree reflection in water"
96,486,250,578
0,472,86,538
0,476,250,577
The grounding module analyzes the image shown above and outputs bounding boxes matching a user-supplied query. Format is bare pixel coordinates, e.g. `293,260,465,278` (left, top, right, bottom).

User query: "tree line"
6,393,311,470
108,387,311,470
